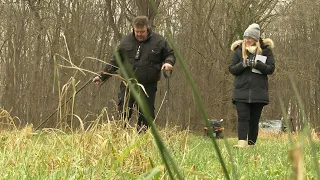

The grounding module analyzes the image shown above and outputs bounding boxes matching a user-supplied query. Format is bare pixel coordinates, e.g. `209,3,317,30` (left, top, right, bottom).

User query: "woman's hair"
242,41,262,60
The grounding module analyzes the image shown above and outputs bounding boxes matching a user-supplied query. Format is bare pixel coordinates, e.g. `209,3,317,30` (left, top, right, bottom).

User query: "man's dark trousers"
118,82,157,130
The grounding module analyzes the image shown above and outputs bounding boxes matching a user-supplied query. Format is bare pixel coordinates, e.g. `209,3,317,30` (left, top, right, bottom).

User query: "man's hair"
132,16,149,27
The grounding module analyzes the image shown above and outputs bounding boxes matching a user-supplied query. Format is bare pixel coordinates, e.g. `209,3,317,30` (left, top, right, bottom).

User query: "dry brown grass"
259,130,320,142
289,144,304,180
1,119,319,179
258,130,288,140
0,107,16,130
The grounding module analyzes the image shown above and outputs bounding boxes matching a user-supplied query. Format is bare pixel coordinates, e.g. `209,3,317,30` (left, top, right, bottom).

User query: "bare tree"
1,0,319,133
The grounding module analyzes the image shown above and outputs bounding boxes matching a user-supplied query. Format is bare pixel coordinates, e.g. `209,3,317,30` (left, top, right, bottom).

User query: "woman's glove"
242,59,257,68
242,59,250,67
249,59,256,68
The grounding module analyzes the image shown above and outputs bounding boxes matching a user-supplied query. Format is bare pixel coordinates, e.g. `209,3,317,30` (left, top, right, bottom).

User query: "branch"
105,0,122,41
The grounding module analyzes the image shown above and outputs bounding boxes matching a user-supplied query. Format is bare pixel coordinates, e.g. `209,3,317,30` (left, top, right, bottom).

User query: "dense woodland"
0,0,319,133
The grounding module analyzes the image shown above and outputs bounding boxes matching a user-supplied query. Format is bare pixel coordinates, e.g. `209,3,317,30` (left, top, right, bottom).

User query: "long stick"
163,69,172,128
35,78,92,131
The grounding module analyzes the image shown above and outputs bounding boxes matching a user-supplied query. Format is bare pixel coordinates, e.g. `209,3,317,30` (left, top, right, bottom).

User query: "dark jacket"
100,28,175,85
229,38,275,104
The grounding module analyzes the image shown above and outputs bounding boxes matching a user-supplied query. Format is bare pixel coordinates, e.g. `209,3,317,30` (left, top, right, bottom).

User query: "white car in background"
259,120,287,133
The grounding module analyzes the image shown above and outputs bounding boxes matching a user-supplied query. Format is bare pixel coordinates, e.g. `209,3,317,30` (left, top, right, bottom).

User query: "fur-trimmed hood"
230,38,274,51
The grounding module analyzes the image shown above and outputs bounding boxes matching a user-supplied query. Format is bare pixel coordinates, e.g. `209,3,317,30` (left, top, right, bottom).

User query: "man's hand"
162,63,173,71
93,76,102,86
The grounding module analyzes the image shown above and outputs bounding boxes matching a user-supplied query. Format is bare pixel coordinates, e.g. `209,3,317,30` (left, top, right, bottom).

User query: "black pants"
118,82,157,129
235,102,265,145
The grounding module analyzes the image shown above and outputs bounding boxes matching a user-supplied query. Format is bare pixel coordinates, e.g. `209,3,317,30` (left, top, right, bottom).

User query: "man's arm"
100,53,119,81
93,48,121,85
162,40,176,70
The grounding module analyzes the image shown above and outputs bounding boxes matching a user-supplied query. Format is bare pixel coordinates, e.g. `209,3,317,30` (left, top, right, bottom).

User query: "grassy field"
0,122,319,180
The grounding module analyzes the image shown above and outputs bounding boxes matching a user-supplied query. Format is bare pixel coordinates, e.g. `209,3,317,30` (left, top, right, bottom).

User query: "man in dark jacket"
229,23,275,147
93,16,175,132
